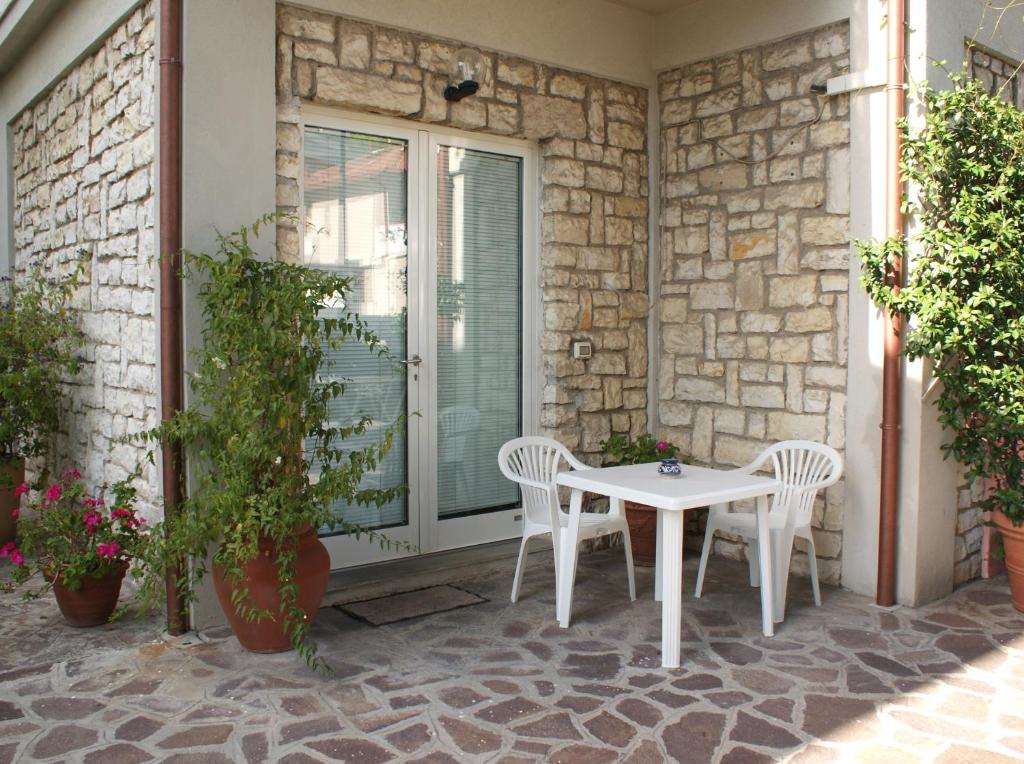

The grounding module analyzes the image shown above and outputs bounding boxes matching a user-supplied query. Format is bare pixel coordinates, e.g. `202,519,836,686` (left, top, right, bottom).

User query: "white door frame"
299,106,541,568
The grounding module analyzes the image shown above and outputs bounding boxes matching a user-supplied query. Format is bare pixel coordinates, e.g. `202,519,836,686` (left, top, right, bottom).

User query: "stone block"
766,411,826,441
278,7,335,43
801,216,849,245
785,306,832,333
689,282,734,310
521,95,586,140
729,230,775,260
769,275,818,307
315,67,422,115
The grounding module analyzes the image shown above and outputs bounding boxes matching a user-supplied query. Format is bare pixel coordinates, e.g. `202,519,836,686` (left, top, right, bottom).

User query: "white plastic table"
555,463,781,669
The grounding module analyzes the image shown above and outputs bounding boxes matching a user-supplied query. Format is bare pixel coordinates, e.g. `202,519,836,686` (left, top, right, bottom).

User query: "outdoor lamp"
444,48,484,101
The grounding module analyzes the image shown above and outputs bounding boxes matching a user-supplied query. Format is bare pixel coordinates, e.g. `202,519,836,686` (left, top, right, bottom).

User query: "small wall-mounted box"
571,340,592,360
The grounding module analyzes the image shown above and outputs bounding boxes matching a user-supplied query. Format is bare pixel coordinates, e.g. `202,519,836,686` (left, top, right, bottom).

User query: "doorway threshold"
323,539,529,606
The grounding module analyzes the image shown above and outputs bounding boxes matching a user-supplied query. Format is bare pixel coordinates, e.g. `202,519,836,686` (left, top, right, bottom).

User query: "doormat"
335,585,488,626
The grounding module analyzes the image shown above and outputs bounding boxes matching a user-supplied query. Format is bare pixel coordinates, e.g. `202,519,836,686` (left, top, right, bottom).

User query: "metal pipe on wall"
159,0,187,635
876,0,906,608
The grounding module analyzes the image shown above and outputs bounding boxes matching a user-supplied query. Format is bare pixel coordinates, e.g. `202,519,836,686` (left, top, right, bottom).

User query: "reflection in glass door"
302,124,420,567
435,146,522,519
301,112,536,567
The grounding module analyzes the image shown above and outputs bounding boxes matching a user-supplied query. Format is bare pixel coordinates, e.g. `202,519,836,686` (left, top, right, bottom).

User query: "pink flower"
111,508,131,520
83,510,102,535
83,498,105,507
656,440,669,451
62,469,81,480
9,550,24,566
10,508,18,520
44,484,61,502
96,541,120,559
13,482,28,497
0,542,14,559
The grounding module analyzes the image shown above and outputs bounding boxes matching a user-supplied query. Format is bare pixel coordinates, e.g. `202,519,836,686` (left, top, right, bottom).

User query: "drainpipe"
159,0,187,635
877,0,906,608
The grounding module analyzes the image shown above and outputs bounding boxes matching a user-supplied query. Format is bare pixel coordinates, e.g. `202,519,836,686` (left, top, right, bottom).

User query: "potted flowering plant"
2,469,147,626
140,216,403,670
0,259,85,545
600,434,680,565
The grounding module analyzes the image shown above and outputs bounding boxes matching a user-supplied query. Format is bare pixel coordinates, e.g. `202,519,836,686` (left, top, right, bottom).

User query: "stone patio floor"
2,549,1024,763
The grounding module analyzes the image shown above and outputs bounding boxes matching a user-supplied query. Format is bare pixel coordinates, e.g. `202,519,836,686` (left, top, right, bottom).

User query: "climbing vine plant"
858,73,1024,523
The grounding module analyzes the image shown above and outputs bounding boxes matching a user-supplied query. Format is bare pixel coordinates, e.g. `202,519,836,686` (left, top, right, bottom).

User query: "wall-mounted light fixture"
444,48,484,101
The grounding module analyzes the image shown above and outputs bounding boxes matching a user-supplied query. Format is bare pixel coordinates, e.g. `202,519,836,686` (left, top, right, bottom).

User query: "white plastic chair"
694,440,843,618
498,436,636,607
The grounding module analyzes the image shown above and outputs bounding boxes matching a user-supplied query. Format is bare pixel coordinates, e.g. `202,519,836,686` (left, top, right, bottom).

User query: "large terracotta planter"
0,457,24,546
52,564,128,627
625,501,659,567
212,526,330,653
993,510,1024,612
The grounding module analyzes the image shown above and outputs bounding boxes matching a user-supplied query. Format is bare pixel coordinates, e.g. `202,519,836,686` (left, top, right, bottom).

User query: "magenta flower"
111,508,131,520
656,440,669,451
13,482,28,497
10,508,18,521
83,498,105,507
62,469,81,480
44,484,61,503
96,541,120,559
9,550,24,566
0,542,14,558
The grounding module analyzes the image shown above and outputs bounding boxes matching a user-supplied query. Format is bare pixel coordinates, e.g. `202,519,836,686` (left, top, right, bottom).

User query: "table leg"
556,488,584,628
660,509,683,668
755,495,775,638
654,506,664,602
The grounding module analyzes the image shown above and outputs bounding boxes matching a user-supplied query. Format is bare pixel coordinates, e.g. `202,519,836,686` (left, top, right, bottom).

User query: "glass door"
301,112,536,568
302,122,423,568
425,138,530,552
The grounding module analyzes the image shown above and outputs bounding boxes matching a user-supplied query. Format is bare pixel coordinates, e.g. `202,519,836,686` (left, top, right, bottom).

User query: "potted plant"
0,261,85,544
1,469,147,626
858,74,1024,608
140,216,403,670
600,433,680,565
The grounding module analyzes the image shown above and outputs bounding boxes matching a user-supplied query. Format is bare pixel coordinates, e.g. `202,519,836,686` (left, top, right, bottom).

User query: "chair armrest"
509,476,557,494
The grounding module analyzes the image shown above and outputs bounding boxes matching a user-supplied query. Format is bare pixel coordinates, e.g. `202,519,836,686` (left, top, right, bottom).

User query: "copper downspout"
159,0,187,635
877,0,906,608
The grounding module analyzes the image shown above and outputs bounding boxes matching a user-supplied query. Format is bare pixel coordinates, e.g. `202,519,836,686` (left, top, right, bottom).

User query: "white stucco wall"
180,0,278,629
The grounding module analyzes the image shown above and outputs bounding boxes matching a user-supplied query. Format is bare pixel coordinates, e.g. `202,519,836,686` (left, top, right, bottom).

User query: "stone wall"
275,3,650,458
968,42,1023,108
657,22,850,583
10,1,159,517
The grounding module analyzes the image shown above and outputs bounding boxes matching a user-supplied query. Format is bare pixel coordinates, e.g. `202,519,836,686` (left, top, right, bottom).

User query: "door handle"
399,355,422,366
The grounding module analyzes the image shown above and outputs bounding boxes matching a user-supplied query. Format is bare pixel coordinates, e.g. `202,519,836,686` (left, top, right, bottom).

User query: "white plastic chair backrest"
752,441,843,528
440,406,480,463
498,436,588,530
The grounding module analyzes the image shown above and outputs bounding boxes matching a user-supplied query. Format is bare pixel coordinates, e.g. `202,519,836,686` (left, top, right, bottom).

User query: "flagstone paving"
2,549,1024,763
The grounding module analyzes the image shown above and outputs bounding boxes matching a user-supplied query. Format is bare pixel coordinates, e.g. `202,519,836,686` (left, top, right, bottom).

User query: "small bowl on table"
657,457,682,478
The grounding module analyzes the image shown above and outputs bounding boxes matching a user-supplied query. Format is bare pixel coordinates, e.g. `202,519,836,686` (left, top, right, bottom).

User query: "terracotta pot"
0,457,24,546
212,526,330,653
625,501,661,567
993,510,1024,612
52,565,128,627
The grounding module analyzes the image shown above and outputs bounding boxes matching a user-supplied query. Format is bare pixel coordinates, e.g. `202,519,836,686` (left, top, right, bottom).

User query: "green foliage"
0,257,85,462
600,433,679,465
2,469,147,599
857,73,1024,523
139,215,404,671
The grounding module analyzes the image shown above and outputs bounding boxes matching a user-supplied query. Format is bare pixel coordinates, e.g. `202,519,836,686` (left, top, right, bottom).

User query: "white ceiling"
604,0,701,16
